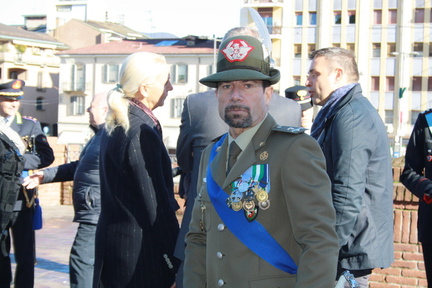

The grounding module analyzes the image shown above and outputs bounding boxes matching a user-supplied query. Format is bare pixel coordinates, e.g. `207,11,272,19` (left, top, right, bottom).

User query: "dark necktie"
227,141,242,174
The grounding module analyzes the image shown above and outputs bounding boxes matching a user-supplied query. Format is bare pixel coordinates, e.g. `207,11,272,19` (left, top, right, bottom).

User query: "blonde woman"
93,52,180,288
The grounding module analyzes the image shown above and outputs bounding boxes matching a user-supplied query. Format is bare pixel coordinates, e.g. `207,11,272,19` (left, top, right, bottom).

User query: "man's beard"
224,105,252,128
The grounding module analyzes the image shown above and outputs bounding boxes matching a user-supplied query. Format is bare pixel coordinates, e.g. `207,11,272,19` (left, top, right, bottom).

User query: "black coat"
42,125,103,224
401,109,432,243
94,104,180,288
317,84,394,270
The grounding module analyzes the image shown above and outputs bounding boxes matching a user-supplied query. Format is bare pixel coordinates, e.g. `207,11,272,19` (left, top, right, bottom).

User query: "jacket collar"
210,114,276,190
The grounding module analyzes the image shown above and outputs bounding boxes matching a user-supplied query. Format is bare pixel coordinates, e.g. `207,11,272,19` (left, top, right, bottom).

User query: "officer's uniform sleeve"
23,120,54,170
400,112,432,199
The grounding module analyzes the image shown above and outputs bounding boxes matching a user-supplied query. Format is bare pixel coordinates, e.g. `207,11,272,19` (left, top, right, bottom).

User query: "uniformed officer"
285,85,314,131
401,109,432,286
183,35,339,288
0,79,54,288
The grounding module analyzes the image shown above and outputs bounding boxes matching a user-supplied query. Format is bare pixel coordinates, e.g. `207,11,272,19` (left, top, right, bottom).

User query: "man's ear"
265,86,273,105
335,67,344,82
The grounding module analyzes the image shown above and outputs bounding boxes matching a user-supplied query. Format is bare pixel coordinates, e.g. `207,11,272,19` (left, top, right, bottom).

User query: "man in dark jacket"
23,91,108,288
307,47,394,286
0,79,55,288
400,109,432,286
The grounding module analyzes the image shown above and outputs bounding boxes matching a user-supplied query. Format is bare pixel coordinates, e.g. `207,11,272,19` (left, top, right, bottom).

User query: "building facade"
0,23,68,135
56,37,217,149
241,0,432,155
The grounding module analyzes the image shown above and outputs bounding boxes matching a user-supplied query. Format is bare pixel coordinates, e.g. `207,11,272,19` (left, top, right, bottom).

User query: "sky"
0,0,242,38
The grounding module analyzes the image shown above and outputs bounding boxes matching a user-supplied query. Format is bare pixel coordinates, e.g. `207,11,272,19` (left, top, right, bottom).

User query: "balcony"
267,25,282,35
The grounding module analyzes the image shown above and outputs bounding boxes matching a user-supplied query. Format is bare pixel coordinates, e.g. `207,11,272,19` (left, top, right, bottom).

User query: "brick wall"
369,167,427,288
36,137,82,206
37,140,426,286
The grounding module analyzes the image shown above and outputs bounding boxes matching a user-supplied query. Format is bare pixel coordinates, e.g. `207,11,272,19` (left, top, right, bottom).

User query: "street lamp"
390,51,419,157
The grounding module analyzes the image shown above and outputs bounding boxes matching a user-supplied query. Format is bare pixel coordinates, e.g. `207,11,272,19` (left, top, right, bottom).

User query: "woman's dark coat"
93,104,180,288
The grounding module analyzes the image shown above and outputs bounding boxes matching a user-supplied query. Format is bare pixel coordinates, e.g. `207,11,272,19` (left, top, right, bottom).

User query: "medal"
244,207,259,222
258,200,271,210
232,201,243,211
255,188,268,202
238,181,249,192
229,189,243,203
243,200,255,212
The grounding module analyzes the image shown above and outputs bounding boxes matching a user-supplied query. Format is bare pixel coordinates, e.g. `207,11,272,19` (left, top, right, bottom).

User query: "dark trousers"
422,243,432,288
70,223,97,288
0,204,35,288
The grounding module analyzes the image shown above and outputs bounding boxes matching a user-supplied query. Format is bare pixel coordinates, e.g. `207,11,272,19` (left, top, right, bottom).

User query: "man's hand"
22,171,44,189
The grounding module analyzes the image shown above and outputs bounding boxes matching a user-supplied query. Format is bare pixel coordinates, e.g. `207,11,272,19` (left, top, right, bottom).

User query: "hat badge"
222,39,255,63
11,80,23,90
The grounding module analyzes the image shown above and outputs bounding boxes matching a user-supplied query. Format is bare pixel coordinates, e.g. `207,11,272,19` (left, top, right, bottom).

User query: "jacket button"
217,223,225,231
216,252,223,259
218,279,225,287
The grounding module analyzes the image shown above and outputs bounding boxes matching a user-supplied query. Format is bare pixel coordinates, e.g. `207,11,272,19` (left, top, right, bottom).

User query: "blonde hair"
105,52,169,135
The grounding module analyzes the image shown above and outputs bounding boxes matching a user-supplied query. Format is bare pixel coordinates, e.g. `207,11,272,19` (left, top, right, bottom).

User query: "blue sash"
206,134,298,274
425,112,432,135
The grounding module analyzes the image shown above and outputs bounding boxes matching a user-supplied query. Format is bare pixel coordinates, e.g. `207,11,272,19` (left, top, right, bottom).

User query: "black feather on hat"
0,80,25,100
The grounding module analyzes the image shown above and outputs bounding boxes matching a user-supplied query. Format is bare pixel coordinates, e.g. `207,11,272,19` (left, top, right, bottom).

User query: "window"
388,9,397,24
429,43,432,57
371,77,380,91
415,8,425,23
346,43,355,52
334,11,342,24
8,68,26,80
372,43,381,57
296,12,303,25
348,11,356,24
308,44,316,55
71,64,85,91
411,111,421,125
170,98,184,118
36,97,44,111
428,77,432,91
171,64,188,84
293,76,300,86
258,8,273,33
374,10,382,24
103,63,119,83
309,12,317,25
387,43,396,57
294,44,302,58
37,71,45,92
386,76,395,91
70,96,85,115
413,42,424,55
385,110,393,124
412,77,422,91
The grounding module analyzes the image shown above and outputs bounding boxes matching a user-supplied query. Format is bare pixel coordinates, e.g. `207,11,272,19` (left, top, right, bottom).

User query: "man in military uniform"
183,35,339,287
0,79,54,288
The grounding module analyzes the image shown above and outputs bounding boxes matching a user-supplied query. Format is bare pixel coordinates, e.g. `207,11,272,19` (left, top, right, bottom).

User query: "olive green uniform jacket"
184,115,339,288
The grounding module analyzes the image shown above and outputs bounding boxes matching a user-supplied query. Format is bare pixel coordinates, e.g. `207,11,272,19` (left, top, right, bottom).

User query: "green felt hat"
200,35,280,88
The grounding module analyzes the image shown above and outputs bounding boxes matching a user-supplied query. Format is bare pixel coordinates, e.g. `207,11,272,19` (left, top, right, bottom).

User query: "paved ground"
12,205,77,288
10,203,185,288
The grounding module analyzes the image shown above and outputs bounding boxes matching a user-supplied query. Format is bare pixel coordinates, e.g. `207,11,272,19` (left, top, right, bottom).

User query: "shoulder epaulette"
422,108,432,115
272,125,306,134
22,115,38,123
